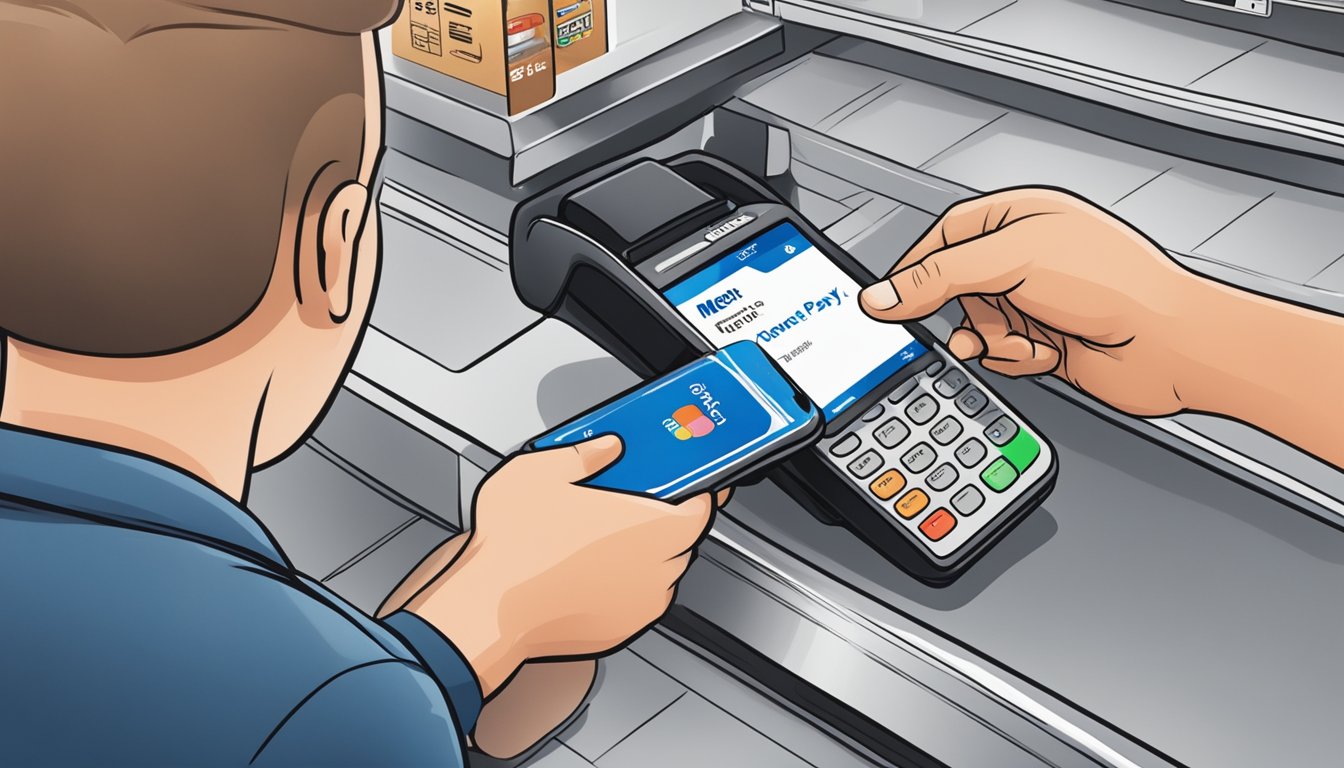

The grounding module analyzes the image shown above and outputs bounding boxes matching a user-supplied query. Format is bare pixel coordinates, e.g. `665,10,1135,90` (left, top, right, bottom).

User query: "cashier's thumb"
863,236,1026,322
553,434,624,480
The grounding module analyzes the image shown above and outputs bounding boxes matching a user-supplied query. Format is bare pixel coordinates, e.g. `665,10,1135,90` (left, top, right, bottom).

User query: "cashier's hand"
404,436,722,697
860,188,1209,418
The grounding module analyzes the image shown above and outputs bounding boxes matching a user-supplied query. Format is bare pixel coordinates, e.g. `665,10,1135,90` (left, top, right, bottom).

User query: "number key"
906,395,939,425
955,438,987,468
901,443,937,474
934,370,968,398
874,418,911,450
929,416,963,446
894,488,930,519
848,450,884,480
956,387,988,417
927,463,959,492
952,486,986,516
869,470,907,501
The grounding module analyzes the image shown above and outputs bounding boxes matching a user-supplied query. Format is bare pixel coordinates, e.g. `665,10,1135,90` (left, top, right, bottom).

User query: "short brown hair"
0,0,400,356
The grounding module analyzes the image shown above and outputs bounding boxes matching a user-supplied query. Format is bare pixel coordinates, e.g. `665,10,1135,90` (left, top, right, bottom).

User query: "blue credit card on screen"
530,341,822,500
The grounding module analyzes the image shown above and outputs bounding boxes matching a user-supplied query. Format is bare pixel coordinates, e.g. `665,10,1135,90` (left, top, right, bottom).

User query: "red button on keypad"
919,509,957,542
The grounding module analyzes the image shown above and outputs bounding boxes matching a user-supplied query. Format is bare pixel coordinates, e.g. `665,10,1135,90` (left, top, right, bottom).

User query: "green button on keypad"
980,458,1019,493
999,430,1041,473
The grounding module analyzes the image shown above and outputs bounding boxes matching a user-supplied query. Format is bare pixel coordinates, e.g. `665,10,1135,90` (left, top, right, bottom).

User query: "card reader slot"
622,199,735,266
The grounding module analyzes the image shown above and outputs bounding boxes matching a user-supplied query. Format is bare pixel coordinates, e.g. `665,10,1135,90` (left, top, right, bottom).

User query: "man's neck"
0,339,266,501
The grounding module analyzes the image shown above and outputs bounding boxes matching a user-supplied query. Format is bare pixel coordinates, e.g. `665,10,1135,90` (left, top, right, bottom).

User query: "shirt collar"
0,424,290,571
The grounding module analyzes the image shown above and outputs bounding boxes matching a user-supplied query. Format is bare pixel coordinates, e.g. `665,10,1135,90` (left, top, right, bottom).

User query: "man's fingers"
663,551,694,587
861,232,1030,322
665,493,716,551
714,487,734,509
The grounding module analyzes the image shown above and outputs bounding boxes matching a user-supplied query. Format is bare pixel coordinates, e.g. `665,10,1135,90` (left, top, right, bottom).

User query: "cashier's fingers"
861,230,1032,322
954,297,1061,377
947,326,985,360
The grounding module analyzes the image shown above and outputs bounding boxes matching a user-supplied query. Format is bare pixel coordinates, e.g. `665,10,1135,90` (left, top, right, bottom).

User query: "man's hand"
859,188,1213,417
404,436,719,697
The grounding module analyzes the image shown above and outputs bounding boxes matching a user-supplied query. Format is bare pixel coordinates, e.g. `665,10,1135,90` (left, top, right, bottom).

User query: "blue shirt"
0,425,482,767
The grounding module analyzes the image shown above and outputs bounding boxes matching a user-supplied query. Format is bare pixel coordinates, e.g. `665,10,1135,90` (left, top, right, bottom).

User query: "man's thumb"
554,434,624,480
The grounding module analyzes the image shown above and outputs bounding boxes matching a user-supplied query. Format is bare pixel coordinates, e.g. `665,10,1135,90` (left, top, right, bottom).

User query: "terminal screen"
664,222,927,419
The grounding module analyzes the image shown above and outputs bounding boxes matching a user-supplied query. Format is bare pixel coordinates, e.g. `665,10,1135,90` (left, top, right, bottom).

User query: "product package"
552,0,607,74
392,0,608,116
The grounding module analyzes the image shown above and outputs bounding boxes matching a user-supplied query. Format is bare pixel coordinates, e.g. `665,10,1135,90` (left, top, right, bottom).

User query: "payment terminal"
511,152,1056,584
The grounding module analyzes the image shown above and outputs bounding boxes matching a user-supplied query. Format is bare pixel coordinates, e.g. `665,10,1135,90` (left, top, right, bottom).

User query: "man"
0,2,719,765
860,188,1344,470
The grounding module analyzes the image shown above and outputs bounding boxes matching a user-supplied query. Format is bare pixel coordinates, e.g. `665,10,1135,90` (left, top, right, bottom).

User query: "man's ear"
296,178,370,325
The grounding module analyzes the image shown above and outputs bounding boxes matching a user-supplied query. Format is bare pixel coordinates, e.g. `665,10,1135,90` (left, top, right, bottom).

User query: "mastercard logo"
669,405,716,441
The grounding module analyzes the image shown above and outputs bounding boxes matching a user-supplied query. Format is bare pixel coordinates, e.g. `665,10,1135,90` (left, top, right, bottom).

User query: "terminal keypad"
820,351,1043,558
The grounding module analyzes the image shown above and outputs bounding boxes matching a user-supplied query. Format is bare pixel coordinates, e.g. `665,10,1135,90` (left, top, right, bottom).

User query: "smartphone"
529,340,823,501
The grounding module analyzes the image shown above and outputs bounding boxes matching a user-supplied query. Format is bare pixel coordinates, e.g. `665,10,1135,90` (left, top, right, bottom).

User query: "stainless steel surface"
958,0,1262,86
1193,187,1344,283
771,0,1344,187
1189,40,1344,124
1110,164,1271,254
919,112,1169,206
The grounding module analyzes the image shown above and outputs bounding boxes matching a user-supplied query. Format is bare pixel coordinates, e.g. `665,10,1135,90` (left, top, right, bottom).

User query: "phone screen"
664,222,928,419
532,345,800,498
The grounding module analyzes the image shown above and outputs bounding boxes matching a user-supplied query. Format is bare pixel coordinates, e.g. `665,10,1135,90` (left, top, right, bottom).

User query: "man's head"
0,0,399,473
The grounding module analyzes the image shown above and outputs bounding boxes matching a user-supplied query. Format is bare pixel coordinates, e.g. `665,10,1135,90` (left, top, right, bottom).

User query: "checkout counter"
248,1,1344,765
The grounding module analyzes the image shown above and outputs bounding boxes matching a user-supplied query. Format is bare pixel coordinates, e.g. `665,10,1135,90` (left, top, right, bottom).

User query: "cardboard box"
392,0,558,115
552,0,608,74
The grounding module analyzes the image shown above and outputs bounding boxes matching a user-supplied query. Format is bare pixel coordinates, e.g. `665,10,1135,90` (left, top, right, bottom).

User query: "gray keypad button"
861,404,885,423
953,485,986,516
929,416,963,446
874,418,912,450
922,358,946,378
934,370,968,398
887,377,922,404
955,438,987,468
927,463,959,491
901,443,937,474
848,449,884,479
957,387,988,417
829,434,862,458
906,395,939,425
985,415,1020,447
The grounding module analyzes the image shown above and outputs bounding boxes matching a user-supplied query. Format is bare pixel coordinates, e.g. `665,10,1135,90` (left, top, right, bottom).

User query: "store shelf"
382,13,787,184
